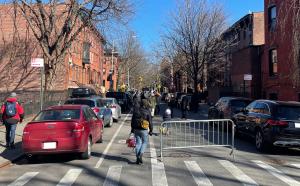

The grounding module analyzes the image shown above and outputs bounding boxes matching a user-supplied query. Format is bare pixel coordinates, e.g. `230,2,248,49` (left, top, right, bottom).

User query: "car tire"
255,130,268,152
26,154,38,163
108,116,113,127
81,137,92,159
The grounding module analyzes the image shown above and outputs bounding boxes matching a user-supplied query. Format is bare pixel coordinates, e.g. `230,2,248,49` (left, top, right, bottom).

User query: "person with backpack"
0,92,24,149
130,98,153,165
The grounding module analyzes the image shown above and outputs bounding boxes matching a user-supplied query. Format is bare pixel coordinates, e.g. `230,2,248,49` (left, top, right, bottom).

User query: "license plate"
295,123,300,128
42,142,57,149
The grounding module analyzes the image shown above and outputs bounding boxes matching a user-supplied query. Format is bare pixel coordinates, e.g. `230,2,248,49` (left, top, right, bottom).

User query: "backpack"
5,102,17,117
140,119,149,129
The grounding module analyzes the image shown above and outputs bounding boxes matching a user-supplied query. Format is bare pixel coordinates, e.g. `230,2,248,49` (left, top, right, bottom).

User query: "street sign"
31,58,44,67
244,74,252,81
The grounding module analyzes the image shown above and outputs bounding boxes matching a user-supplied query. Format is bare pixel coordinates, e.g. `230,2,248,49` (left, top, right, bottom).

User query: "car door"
87,108,101,141
83,108,95,139
245,102,267,137
236,101,256,133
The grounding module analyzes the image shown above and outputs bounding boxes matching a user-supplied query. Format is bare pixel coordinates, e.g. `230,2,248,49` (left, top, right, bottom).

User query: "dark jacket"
0,97,24,124
131,106,153,132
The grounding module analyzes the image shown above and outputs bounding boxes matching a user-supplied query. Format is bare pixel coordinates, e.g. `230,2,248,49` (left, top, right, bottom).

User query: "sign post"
243,74,252,97
31,58,44,111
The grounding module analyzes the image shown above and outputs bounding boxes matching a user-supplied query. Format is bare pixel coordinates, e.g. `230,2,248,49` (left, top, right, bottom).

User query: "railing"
159,119,235,161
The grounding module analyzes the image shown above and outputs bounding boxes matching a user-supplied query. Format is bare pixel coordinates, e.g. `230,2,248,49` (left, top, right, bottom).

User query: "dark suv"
233,100,300,151
208,97,252,119
70,88,97,98
106,92,132,112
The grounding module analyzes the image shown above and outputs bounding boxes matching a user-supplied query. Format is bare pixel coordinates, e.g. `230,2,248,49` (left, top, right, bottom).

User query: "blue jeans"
5,123,17,145
134,129,148,157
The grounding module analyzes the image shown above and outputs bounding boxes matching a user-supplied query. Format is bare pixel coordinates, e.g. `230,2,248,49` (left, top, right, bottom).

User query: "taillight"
93,107,100,114
110,105,116,108
266,119,288,126
73,123,85,132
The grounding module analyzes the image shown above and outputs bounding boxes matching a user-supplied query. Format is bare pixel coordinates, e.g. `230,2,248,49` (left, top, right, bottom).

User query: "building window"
103,80,106,86
268,5,276,31
269,49,278,76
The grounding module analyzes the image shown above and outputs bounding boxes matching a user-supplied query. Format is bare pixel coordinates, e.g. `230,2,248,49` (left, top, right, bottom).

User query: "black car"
106,92,132,111
208,97,252,119
70,88,97,98
233,100,300,151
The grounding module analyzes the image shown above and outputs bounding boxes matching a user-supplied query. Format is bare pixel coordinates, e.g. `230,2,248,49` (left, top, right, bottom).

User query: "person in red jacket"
0,92,24,149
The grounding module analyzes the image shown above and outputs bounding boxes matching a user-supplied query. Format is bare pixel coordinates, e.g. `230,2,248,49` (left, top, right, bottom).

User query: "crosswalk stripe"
253,160,300,186
218,160,258,186
57,169,82,186
150,137,168,186
184,161,213,186
8,172,39,186
103,165,122,186
291,164,300,169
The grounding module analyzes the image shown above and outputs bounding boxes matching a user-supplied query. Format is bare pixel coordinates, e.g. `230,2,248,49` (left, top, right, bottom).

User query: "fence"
159,119,235,160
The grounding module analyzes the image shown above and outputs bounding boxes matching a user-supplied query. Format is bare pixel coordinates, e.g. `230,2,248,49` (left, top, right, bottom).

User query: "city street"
0,105,299,186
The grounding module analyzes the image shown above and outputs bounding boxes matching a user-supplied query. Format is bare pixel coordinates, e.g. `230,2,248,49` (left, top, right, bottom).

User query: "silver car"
100,98,122,122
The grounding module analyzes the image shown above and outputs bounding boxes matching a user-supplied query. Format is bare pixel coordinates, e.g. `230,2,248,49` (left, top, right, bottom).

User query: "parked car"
233,100,300,151
100,98,122,122
22,105,103,160
106,92,132,112
70,87,98,98
65,97,113,127
208,97,252,120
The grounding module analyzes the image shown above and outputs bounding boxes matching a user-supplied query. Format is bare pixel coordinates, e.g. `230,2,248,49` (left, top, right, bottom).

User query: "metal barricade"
159,119,235,160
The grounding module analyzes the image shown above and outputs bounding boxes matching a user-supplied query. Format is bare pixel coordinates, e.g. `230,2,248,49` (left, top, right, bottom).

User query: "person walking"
131,98,153,165
181,95,189,119
0,92,24,149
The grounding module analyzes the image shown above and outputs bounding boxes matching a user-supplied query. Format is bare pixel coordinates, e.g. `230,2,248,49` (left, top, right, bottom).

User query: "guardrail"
159,119,235,161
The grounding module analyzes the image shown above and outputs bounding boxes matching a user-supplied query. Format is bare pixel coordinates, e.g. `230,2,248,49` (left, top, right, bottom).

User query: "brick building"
208,12,265,102
262,0,300,101
0,5,106,104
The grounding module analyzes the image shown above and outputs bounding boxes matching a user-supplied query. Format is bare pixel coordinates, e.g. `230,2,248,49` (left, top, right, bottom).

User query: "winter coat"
0,97,24,124
131,105,153,132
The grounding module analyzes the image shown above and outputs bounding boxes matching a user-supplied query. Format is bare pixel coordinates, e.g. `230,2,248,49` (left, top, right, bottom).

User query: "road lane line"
184,161,213,186
95,113,130,168
253,160,300,186
8,172,39,186
218,160,258,186
103,165,122,186
291,164,300,169
57,169,82,186
150,137,168,186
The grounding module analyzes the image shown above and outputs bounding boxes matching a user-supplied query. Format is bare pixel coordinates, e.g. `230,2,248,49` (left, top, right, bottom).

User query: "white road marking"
8,172,39,186
184,161,213,186
218,160,258,186
95,114,130,168
253,160,300,186
150,137,168,186
56,169,82,186
103,165,122,186
291,164,300,169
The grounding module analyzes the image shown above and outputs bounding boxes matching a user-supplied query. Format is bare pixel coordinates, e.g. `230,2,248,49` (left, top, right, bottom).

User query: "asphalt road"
0,105,299,186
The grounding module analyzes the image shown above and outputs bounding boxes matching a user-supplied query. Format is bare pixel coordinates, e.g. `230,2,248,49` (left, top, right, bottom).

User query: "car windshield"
33,109,80,121
102,99,113,105
231,100,251,108
65,99,95,107
106,92,124,99
276,105,300,120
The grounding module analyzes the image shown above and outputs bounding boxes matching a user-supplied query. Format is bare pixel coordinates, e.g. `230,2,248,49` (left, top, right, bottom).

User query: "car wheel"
26,154,38,163
255,130,268,152
97,128,103,143
81,137,92,159
108,116,113,127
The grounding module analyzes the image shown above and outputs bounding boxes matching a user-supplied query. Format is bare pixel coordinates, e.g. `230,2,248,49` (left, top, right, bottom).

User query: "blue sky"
130,0,264,53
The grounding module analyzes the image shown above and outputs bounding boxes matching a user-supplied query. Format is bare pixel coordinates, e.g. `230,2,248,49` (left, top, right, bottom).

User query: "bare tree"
162,0,229,91
10,0,133,91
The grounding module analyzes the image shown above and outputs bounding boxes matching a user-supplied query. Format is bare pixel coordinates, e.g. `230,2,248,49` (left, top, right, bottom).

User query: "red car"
22,105,103,160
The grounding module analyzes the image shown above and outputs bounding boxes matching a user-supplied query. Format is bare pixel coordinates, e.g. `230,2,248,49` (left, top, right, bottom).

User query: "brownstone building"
0,5,106,105
262,0,300,101
208,12,265,102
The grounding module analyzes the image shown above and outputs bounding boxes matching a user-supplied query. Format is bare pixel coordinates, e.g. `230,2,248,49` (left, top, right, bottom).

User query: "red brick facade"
262,0,300,101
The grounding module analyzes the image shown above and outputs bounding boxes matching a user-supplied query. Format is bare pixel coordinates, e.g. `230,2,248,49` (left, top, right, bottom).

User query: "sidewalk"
0,116,35,168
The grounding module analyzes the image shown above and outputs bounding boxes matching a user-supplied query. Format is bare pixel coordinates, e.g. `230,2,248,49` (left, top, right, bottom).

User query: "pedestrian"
149,91,157,117
130,98,153,165
0,92,24,149
181,95,189,119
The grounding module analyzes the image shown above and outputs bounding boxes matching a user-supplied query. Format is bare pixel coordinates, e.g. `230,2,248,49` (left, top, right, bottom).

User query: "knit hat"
10,92,17,97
